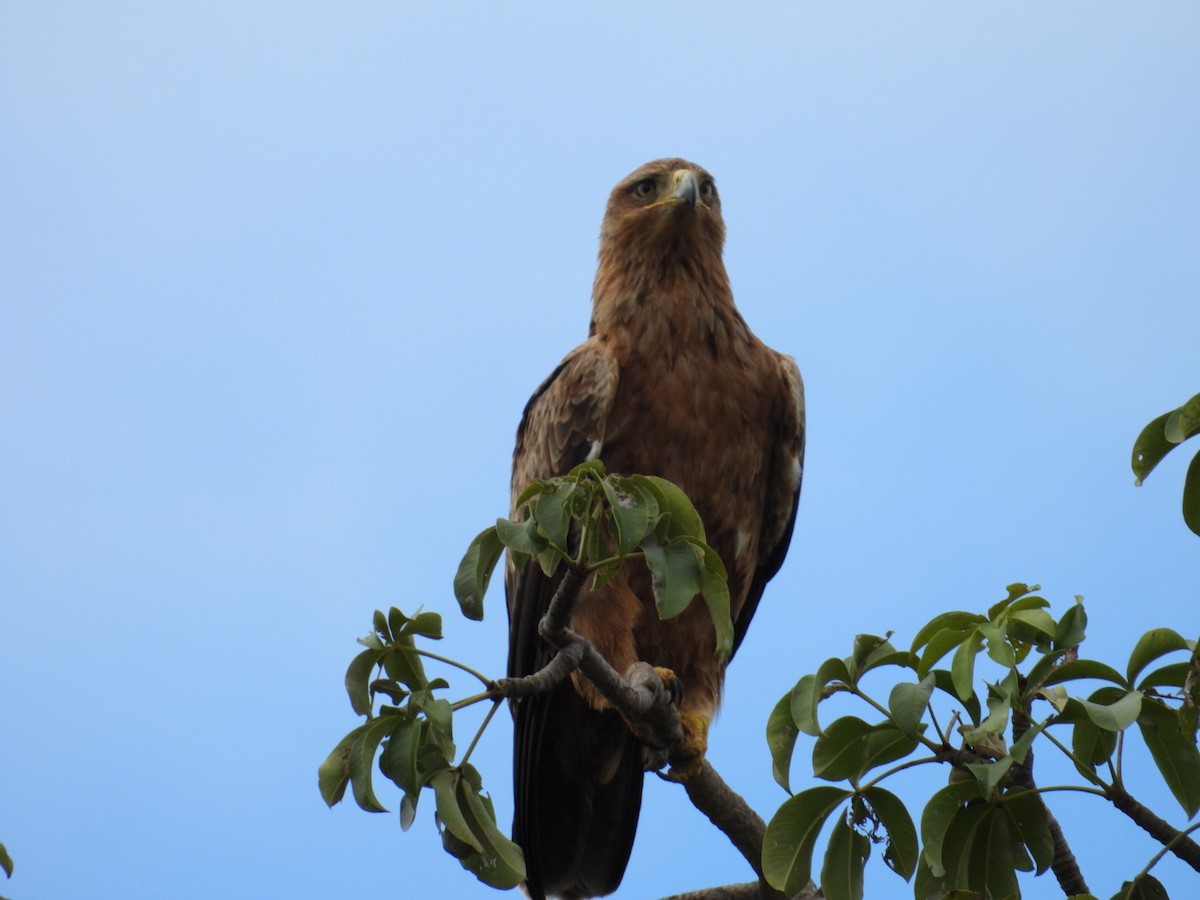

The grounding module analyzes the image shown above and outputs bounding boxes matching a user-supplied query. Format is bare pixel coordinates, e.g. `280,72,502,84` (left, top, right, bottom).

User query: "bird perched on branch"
506,158,805,900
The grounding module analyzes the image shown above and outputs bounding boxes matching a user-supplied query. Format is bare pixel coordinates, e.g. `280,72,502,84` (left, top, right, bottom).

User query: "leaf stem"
859,755,941,792
458,698,502,769
1038,727,1110,789
400,646,493,688
451,690,498,712
927,702,948,745
999,784,1108,800
851,685,947,754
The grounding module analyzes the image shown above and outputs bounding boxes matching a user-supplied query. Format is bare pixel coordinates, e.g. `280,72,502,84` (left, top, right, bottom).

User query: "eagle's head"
598,158,726,265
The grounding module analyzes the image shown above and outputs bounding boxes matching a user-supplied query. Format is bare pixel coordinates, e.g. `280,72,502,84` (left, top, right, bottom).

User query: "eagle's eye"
700,179,716,203
632,178,657,200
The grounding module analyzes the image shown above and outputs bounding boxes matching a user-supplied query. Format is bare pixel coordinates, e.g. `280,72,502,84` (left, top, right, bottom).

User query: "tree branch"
494,563,809,896
1009,706,1090,895
1106,783,1200,873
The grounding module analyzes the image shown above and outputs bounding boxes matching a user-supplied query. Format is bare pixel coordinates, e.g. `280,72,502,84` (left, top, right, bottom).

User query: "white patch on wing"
789,455,802,490
734,528,750,560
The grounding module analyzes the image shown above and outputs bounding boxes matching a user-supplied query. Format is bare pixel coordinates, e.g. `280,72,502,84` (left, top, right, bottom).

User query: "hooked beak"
671,169,699,208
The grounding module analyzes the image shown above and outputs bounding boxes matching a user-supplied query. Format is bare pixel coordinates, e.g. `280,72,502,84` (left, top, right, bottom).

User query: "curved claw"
652,666,685,707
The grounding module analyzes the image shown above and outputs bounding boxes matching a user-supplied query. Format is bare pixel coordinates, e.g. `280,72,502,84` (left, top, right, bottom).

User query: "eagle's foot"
623,663,686,770
663,711,709,783
652,666,684,707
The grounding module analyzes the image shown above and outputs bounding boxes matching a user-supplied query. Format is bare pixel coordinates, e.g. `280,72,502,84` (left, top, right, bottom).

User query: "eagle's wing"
506,337,617,682
505,339,636,900
731,353,805,655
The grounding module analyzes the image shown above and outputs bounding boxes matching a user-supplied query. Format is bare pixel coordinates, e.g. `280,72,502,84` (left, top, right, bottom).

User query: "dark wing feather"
506,341,640,900
732,354,805,656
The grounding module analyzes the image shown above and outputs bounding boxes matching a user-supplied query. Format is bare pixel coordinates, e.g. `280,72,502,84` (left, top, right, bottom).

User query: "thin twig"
458,698,502,768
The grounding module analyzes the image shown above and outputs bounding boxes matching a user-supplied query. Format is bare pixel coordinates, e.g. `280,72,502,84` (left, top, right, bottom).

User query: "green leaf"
1002,788,1054,875
1112,874,1170,900
965,756,1014,797
1138,698,1200,817
1071,717,1117,774
600,476,657,556
981,620,1015,667
1127,628,1193,688
432,770,484,853
318,725,363,807
1008,718,1045,766
792,658,852,736
917,626,974,681
406,610,443,639
382,637,428,691
372,608,393,643
861,724,918,776
1006,593,1049,614
930,668,982,724
455,772,527,889
1041,658,1128,690
812,717,871,781
379,717,421,795
861,786,918,880
345,648,381,717
762,786,851,895
942,803,1018,900
453,527,504,621
494,515,547,555
1061,690,1143,732
888,675,934,739
423,697,456,760
987,583,1036,620
696,541,734,659
951,629,984,706
641,537,704,621
767,691,800,793
348,715,402,813
633,474,706,541
536,480,581,552
1007,608,1056,643
1164,392,1200,444
920,781,982,877
1133,411,1179,484
400,792,419,831
0,842,10,879
1137,661,1194,690
1185,449,1200,537
847,633,895,681
1023,649,1068,694
911,612,986,655
820,813,869,900
1054,600,1088,650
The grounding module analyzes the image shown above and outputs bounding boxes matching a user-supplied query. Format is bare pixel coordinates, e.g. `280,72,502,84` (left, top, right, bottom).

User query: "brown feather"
507,159,805,899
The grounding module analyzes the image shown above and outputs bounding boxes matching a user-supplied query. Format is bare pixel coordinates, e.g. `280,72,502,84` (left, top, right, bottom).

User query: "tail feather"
513,681,643,900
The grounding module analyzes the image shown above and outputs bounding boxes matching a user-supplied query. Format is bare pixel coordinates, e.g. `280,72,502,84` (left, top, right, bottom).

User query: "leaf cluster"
318,608,525,889
1133,391,1200,536
762,584,1200,900
454,460,734,657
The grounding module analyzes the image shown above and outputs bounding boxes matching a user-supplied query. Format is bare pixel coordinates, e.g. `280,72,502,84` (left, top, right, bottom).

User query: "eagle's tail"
513,680,644,900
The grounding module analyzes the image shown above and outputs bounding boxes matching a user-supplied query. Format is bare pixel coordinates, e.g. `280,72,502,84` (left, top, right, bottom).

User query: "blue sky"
2,4,1198,898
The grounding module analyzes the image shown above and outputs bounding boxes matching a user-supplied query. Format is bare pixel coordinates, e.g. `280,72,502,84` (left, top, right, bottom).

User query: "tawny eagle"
506,158,805,900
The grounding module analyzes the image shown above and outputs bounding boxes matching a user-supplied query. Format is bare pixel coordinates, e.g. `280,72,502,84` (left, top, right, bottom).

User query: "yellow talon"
664,711,709,782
